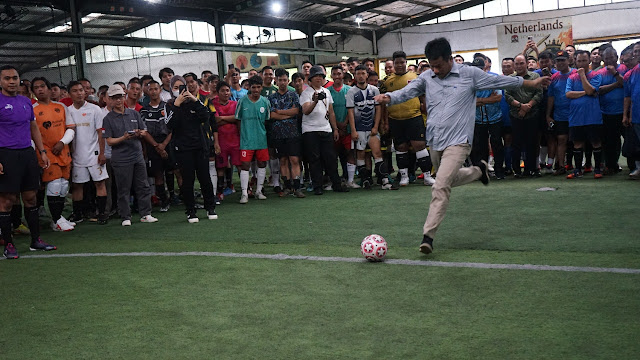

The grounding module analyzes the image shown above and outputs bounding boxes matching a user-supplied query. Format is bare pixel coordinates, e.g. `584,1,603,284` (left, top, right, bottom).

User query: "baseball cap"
471,58,485,69
107,84,126,97
556,50,570,60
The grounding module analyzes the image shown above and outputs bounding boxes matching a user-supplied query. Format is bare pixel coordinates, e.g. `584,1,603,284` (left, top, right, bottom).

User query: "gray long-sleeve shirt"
387,63,524,151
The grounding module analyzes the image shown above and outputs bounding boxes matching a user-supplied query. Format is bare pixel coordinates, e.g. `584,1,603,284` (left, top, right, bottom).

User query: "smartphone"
127,130,136,135
178,85,187,94
228,64,235,70
528,36,533,41
542,67,551,76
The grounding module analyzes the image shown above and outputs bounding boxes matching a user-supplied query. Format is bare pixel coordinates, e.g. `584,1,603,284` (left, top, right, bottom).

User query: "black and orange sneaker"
594,169,603,179
566,170,583,179
4,242,18,259
29,238,57,251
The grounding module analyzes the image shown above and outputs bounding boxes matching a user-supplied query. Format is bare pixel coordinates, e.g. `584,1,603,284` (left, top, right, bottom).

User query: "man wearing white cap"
102,85,159,226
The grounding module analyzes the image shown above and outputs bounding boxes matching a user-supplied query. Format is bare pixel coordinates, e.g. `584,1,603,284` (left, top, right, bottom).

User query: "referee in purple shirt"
0,65,57,259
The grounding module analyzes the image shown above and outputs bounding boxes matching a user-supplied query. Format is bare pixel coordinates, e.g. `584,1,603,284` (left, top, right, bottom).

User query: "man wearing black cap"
300,65,349,194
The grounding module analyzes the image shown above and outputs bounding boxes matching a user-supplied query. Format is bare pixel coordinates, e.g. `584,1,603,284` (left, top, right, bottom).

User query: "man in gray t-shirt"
103,85,159,225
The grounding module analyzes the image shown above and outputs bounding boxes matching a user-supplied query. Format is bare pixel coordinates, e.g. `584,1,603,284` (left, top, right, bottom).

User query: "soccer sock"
257,167,266,193
539,146,548,167
374,158,388,176
547,157,554,167
282,177,291,190
240,170,249,196
415,148,432,174
396,151,409,179
209,161,217,196
72,200,83,216
24,206,40,242
593,147,603,171
293,176,301,190
166,171,175,196
269,159,280,187
47,196,65,222
37,188,45,208
574,149,584,172
356,159,366,182
11,204,22,229
399,168,409,179
222,167,230,187
217,177,225,195
96,196,107,215
504,145,512,171
0,212,13,244
156,185,168,205
347,163,356,183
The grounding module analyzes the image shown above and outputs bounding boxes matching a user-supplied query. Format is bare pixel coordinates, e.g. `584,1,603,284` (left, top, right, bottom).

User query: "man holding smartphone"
103,85,159,226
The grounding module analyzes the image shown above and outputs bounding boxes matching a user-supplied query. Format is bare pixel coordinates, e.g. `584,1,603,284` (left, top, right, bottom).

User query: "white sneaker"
399,176,409,186
488,164,495,172
255,191,267,200
160,204,170,212
323,184,333,191
630,168,640,179
51,218,74,232
140,215,158,223
239,194,249,204
423,172,436,186
346,181,361,189
60,215,76,227
122,219,132,226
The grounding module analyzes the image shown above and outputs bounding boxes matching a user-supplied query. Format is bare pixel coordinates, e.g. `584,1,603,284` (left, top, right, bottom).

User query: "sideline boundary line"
2,251,639,274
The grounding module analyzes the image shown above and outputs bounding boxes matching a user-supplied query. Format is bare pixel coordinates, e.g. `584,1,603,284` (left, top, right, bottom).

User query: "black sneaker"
362,178,372,189
314,187,324,195
186,210,199,224
97,213,109,225
332,183,350,192
478,160,490,185
30,238,57,251
419,235,434,254
69,212,84,224
4,242,19,259
273,186,283,195
207,209,218,220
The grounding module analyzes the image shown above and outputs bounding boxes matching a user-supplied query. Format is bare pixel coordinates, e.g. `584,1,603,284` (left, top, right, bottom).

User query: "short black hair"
30,76,51,92
207,74,220,83
575,50,590,59
301,60,313,67
330,65,343,73
114,81,126,87
362,57,374,65
502,57,514,62
565,44,576,50
261,66,273,73
159,67,174,78
147,80,160,87
0,65,18,74
78,77,91,85
67,80,83,91
346,57,359,63
128,77,140,84
591,47,600,54
392,51,406,60
51,83,60,88
367,69,378,78
201,70,213,76
183,72,198,81
248,75,263,86
216,81,231,92
291,72,304,83
128,79,141,88
599,43,613,53
140,74,153,82
98,85,109,92
473,52,487,61
274,68,289,78
538,51,555,60
424,38,452,61
621,44,634,56
454,55,464,61
227,68,240,76
354,64,368,73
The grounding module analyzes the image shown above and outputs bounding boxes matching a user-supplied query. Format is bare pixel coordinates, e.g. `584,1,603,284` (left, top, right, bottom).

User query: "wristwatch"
40,149,47,154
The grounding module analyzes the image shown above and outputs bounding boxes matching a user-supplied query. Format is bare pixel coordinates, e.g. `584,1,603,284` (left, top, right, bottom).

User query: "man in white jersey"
66,81,109,225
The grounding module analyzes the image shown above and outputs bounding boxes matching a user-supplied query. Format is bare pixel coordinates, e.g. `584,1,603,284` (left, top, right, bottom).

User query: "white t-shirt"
67,101,103,167
299,86,333,134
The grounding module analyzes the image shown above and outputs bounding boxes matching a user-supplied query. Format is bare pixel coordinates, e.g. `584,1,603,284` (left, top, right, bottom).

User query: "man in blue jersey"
597,47,627,174
623,42,640,179
565,50,604,179
546,51,575,175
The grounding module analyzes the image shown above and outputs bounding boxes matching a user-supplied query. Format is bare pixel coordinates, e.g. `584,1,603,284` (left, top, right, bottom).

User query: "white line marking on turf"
2,251,640,274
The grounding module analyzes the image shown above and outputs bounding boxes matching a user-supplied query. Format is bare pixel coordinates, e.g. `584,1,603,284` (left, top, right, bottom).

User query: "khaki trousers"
423,144,481,239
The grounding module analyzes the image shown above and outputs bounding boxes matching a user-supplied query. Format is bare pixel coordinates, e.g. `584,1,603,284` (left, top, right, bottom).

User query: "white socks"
257,167,266,193
347,163,356,183
209,161,217,196
240,170,249,196
269,159,280,187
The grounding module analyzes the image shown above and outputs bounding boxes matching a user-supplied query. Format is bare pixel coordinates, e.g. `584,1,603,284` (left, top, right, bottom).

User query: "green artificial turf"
1,171,639,358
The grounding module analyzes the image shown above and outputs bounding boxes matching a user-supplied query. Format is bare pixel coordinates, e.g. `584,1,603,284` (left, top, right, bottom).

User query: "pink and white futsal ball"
360,234,388,262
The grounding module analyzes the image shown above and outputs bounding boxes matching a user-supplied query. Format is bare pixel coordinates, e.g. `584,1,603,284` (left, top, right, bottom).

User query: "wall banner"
497,17,573,60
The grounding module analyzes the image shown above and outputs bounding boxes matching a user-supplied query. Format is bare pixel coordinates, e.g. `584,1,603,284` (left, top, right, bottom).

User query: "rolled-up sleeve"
474,69,523,91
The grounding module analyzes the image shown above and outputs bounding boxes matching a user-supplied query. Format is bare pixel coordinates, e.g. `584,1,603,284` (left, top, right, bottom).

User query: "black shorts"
147,146,176,176
389,116,425,145
553,120,569,136
272,137,302,158
570,124,601,144
0,147,41,193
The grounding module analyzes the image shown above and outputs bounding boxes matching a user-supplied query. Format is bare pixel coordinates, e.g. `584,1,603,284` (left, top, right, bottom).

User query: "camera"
317,92,326,100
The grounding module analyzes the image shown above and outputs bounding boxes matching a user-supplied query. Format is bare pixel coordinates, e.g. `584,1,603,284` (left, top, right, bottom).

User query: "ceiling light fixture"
355,14,363,28
257,52,278,57
272,3,282,13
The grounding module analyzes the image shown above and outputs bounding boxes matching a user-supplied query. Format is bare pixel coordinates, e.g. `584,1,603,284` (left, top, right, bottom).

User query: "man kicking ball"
375,38,550,254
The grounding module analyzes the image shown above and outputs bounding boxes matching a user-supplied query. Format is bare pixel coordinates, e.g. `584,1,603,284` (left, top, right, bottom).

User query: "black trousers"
602,113,623,170
471,122,505,176
175,149,215,212
302,131,341,189
511,116,538,174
